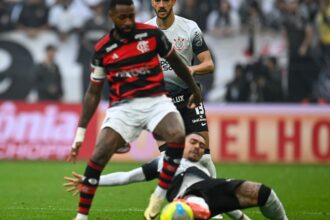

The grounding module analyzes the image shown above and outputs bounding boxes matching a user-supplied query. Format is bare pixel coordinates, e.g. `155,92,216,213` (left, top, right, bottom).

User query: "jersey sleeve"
90,51,106,85
154,28,174,58
190,23,209,55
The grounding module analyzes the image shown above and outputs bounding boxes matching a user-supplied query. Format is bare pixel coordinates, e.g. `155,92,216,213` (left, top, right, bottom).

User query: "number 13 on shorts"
194,103,205,115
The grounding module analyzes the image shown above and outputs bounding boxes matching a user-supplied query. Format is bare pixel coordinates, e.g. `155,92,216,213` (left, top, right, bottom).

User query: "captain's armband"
90,64,106,84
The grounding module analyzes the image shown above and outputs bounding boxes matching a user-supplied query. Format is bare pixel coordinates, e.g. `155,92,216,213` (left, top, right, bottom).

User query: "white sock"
154,186,167,198
260,190,288,220
226,210,251,220
75,213,88,220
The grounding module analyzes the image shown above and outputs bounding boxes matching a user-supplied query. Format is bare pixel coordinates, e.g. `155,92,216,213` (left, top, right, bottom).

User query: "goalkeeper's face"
183,133,206,162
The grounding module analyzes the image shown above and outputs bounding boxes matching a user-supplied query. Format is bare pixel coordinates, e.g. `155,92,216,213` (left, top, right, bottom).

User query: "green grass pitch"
0,161,329,220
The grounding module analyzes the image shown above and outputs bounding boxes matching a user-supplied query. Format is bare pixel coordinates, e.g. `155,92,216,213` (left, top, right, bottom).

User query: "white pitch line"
2,207,330,216
1,207,144,212
244,210,330,216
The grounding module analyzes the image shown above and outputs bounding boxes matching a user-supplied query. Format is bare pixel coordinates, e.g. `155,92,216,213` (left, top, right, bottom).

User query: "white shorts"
101,95,179,143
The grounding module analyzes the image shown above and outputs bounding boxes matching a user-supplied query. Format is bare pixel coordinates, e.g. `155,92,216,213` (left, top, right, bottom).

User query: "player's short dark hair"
109,0,133,9
188,132,206,141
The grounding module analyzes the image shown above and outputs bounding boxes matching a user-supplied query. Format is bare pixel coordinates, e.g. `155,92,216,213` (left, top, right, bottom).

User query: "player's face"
110,4,136,36
183,133,206,162
151,0,175,20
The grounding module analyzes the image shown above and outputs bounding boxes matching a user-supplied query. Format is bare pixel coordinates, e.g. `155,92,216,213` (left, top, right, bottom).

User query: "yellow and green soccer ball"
160,200,194,220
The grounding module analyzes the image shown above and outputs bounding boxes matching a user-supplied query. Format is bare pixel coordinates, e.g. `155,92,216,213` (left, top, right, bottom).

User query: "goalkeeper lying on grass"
64,133,288,220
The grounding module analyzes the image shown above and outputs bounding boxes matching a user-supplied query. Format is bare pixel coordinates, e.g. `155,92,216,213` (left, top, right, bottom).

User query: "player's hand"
188,66,195,76
63,172,84,196
188,90,203,109
67,127,86,163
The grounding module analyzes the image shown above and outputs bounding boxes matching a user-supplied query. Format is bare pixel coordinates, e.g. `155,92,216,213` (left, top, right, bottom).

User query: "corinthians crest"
137,40,150,53
173,37,187,51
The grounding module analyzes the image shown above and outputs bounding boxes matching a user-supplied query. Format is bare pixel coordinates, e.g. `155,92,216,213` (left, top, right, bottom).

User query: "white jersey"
156,157,211,177
146,16,209,93
154,155,211,199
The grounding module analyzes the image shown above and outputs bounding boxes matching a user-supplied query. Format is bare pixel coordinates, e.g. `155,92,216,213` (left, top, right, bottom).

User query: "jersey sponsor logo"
160,60,173,71
134,32,148,40
201,123,207,126
192,118,207,124
172,95,184,104
137,40,150,53
115,67,151,78
106,43,118,53
173,37,187,51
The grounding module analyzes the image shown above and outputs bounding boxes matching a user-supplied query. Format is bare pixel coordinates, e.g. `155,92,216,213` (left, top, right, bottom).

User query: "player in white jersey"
64,133,288,220
143,1,216,218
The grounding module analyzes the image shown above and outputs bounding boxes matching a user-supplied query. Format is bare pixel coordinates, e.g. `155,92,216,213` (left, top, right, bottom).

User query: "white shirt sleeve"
99,167,146,186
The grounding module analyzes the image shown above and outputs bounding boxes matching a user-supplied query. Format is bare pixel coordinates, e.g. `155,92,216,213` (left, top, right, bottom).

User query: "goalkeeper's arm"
99,167,146,186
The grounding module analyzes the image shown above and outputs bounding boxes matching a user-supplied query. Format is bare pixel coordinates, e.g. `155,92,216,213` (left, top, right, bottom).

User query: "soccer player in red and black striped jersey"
67,0,202,220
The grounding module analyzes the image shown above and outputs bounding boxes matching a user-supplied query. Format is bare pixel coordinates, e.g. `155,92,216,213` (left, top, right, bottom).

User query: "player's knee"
166,127,185,143
258,184,272,206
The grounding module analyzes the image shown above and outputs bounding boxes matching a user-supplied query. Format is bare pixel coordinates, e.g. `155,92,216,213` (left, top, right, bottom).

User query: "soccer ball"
160,200,194,220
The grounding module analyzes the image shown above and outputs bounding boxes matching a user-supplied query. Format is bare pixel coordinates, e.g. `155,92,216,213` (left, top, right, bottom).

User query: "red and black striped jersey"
90,22,174,105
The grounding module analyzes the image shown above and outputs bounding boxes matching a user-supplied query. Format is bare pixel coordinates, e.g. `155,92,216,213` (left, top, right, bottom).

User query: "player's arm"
64,157,162,195
155,28,202,109
64,168,146,196
68,57,105,162
165,50,202,109
78,83,103,127
190,51,214,75
189,24,214,75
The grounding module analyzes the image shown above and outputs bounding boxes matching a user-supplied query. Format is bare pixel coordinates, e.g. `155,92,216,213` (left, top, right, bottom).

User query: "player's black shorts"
183,178,245,216
169,88,208,134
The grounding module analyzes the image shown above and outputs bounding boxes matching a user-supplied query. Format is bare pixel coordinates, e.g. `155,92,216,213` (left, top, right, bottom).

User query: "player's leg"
74,127,126,220
235,181,288,220
226,210,252,220
145,111,186,219
153,111,186,188
178,97,217,178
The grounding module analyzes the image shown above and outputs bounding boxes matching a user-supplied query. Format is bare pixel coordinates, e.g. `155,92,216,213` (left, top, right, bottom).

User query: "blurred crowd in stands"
0,0,329,104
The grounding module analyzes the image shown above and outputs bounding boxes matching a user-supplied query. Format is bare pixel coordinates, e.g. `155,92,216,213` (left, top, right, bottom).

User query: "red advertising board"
206,105,330,163
0,101,97,160
1,101,329,163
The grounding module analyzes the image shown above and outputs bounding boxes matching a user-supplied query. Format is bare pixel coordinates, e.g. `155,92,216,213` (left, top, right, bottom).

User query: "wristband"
72,127,86,149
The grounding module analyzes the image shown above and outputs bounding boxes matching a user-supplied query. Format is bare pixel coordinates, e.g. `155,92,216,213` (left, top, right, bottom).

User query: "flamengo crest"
137,40,150,53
